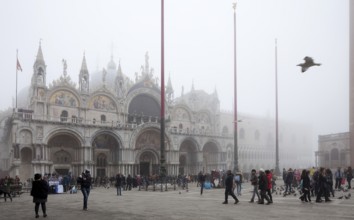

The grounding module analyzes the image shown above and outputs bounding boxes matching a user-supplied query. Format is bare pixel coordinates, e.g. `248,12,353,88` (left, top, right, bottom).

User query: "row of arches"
16,128,224,178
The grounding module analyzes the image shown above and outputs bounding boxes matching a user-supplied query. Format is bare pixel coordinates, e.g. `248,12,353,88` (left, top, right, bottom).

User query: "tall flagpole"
16,49,18,109
233,2,239,173
275,39,280,176
160,0,166,177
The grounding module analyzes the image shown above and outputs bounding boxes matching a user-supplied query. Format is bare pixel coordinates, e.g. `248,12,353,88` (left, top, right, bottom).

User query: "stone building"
0,44,313,180
316,2,353,168
316,133,350,168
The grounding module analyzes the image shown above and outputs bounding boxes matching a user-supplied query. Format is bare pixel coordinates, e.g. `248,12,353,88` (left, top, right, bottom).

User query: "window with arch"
101,115,106,123
179,123,183,129
72,115,77,123
239,128,245,139
60,110,68,122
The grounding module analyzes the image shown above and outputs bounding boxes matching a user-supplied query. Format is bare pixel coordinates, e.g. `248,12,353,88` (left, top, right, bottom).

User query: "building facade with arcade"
0,44,313,180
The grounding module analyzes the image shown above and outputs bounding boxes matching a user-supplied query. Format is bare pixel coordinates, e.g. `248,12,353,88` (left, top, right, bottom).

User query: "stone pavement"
1,183,353,220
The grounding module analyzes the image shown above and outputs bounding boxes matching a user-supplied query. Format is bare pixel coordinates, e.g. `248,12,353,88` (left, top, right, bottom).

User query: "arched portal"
135,129,162,176
19,147,33,179
48,133,81,176
92,133,120,177
179,139,198,175
203,142,219,172
138,150,159,176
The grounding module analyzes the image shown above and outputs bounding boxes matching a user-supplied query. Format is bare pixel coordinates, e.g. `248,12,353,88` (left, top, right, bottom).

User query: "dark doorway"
97,168,106,177
140,162,149,176
55,169,69,176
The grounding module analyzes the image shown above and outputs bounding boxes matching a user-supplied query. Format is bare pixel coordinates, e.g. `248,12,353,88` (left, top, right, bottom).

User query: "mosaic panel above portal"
88,95,117,111
50,91,78,107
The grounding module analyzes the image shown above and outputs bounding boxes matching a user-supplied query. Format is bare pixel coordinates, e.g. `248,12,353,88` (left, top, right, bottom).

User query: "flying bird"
297,56,321,73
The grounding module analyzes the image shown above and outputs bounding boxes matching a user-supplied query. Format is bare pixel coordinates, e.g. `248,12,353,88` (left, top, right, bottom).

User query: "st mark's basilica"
0,44,313,179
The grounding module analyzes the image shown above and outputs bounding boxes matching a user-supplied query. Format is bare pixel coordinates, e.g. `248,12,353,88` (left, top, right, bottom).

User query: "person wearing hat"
77,170,92,210
222,170,239,204
31,173,49,218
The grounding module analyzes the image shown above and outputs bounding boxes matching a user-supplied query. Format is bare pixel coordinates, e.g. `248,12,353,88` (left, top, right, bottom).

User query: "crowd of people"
195,166,353,205
1,165,353,218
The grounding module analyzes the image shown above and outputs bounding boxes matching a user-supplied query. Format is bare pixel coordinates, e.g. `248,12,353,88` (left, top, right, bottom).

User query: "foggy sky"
0,0,349,142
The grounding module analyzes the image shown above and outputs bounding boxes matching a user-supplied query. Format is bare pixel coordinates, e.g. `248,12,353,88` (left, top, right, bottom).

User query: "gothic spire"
117,59,123,76
79,52,89,94
80,53,88,73
34,40,45,67
166,74,173,94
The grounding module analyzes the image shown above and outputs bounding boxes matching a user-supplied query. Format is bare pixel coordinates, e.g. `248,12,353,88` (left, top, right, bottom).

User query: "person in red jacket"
265,170,273,203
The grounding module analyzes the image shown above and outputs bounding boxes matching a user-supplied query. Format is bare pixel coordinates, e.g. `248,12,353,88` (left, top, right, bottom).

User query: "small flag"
17,58,22,72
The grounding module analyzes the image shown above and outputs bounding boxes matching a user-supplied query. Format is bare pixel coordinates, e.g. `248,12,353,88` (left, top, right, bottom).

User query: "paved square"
1,183,353,220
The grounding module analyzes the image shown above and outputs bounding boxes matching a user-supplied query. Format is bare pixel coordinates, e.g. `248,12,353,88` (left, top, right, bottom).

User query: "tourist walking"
198,171,206,195
316,167,331,203
258,168,271,205
0,175,12,202
234,171,243,196
284,168,294,195
346,166,353,189
222,170,239,204
299,169,311,202
115,173,122,196
77,170,92,210
334,167,343,190
325,168,335,197
265,170,273,203
31,173,49,218
249,169,260,203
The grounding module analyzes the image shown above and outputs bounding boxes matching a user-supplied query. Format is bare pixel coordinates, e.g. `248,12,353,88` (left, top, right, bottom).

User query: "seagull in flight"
297,56,321,73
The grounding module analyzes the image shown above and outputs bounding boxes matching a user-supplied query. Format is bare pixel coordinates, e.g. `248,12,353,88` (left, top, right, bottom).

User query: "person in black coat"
198,171,206,195
258,169,271,204
222,170,239,204
316,167,331,203
299,169,311,202
31,173,49,218
284,168,294,195
77,170,92,210
115,173,122,196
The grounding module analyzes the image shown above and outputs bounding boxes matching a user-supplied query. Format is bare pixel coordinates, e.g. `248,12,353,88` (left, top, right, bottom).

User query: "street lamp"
233,2,239,173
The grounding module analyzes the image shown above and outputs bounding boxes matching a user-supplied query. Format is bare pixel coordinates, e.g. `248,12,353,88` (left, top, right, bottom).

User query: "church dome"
17,85,31,109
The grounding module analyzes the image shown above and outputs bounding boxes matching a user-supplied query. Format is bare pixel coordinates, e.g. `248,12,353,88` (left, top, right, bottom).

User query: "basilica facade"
0,44,313,180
